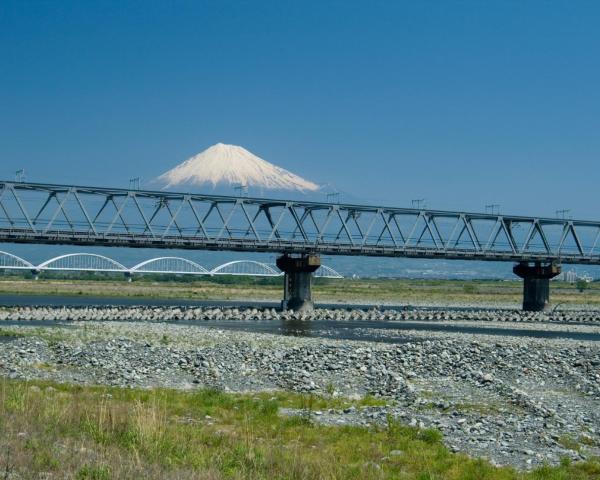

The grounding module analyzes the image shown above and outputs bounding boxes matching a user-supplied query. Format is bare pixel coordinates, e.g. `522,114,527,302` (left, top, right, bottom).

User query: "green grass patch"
0,327,25,338
559,435,583,452
0,378,599,479
558,434,597,453
2,275,600,305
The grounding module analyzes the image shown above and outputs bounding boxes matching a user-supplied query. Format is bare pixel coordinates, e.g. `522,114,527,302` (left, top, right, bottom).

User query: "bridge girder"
0,180,599,265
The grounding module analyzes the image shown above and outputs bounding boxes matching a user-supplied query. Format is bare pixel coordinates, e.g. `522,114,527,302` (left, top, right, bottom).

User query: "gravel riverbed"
1,305,599,470
3,304,600,323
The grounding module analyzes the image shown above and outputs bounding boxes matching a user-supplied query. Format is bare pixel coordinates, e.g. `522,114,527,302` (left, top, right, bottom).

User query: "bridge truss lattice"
1,181,600,265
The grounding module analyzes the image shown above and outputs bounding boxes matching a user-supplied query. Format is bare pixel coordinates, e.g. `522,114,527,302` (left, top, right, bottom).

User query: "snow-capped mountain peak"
157,143,319,192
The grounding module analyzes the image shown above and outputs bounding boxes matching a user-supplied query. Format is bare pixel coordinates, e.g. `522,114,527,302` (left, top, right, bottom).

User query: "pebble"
0,304,599,470
1,305,600,324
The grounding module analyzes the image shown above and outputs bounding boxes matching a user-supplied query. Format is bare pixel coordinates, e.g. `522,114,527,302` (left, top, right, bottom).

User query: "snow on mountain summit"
157,143,319,192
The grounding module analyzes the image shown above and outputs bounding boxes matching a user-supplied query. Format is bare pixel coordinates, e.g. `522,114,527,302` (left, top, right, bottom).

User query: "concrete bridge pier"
513,262,561,311
276,254,321,312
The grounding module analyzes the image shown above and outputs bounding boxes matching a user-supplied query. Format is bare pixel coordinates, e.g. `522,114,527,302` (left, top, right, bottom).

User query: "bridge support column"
513,262,561,311
276,254,321,312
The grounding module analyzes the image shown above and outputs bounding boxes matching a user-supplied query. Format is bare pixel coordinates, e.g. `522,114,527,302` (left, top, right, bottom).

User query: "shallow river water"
1,293,600,344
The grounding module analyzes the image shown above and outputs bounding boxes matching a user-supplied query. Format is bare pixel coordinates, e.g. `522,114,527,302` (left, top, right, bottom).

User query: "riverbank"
0,276,599,307
1,305,600,472
3,379,599,480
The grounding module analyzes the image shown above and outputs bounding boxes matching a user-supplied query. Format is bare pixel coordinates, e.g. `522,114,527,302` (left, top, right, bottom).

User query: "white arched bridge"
0,251,343,279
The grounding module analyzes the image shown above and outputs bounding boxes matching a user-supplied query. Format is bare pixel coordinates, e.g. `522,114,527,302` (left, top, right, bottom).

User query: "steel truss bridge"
1,180,600,265
0,252,343,279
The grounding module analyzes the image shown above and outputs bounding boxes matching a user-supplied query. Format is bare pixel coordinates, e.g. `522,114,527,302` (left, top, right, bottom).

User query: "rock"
0,303,599,470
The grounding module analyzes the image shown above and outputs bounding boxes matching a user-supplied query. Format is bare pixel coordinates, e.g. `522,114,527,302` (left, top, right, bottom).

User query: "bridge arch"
37,253,127,272
131,257,209,275
314,265,344,279
211,260,281,277
0,251,34,269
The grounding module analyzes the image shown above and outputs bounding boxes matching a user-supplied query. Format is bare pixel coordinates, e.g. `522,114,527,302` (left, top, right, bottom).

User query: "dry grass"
1,276,599,306
0,379,599,479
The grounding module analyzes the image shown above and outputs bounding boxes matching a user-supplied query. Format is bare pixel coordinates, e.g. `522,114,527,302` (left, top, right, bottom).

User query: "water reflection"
280,319,313,337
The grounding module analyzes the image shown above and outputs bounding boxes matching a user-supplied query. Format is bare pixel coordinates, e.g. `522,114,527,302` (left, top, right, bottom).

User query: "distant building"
554,268,593,284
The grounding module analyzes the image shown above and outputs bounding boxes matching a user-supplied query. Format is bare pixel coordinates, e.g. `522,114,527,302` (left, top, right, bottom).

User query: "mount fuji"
156,143,320,194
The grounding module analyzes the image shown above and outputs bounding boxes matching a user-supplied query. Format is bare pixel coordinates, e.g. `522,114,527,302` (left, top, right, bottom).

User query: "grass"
559,435,584,452
1,275,600,306
0,328,24,338
0,379,599,479
0,326,71,345
558,434,597,453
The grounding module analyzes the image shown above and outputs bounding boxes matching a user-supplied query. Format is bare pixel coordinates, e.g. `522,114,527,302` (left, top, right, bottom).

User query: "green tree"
576,279,589,293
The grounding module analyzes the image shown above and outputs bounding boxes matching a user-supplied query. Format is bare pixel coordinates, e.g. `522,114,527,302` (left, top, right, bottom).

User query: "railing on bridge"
1,180,600,265
131,257,210,275
37,253,127,272
313,265,343,278
0,250,33,270
211,260,280,277
0,251,344,279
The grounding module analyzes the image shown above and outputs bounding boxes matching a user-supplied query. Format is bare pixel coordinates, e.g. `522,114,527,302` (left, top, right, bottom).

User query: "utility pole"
129,177,141,190
485,204,500,215
326,192,340,204
234,184,248,197
15,169,25,183
411,199,426,209
555,209,571,220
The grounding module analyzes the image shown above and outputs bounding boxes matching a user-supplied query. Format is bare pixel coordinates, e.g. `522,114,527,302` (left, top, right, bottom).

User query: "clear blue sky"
1,0,599,218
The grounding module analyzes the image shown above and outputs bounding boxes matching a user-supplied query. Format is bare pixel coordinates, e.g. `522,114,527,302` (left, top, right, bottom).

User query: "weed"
559,434,582,452
417,428,442,444
33,362,54,371
77,465,111,480
359,393,388,407
0,329,23,338
299,394,315,424
0,378,599,479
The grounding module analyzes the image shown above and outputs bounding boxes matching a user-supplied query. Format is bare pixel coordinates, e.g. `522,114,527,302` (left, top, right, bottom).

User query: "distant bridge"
0,251,343,279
